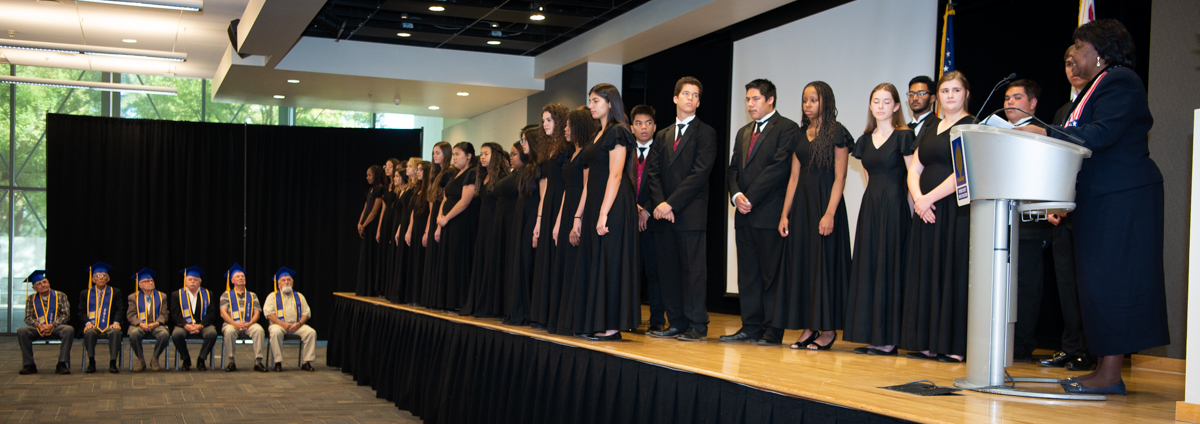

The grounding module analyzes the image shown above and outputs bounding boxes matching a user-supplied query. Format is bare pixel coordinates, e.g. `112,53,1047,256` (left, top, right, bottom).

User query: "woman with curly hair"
462,142,510,317
530,103,571,330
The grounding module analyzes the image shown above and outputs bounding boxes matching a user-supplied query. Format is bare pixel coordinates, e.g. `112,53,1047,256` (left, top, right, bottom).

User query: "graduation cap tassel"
88,266,93,291
226,270,230,293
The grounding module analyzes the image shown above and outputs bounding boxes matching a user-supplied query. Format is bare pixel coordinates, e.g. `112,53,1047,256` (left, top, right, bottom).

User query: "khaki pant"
268,323,317,364
221,323,264,361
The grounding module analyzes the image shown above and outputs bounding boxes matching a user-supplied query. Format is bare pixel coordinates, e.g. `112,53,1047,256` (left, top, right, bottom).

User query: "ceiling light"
487,40,501,45
121,39,137,44
0,39,186,62
396,32,411,37
428,105,440,110
273,95,285,99
428,5,444,11
530,14,545,21
76,0,203,12
491,23,498,28
456,92,469,97
0,75,176,95
286,79,300,84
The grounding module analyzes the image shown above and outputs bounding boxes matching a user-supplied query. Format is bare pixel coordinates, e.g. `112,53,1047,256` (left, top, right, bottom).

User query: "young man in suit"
643,76,717,342
722,79,798,346
631,105,666,332
907,76,940,140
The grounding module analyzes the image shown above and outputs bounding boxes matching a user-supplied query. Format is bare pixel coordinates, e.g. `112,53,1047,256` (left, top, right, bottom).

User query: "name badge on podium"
951,134,971,207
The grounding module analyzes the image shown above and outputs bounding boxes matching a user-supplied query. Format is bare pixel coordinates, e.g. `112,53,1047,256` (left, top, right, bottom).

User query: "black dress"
504,169,539,326
355,185,385,296
900,115,974,356
437,167,480,311
843,130,916,347
575,125,640,334
408,190,431,305
422,171,455,309
377,190,399,298
388,187,414,304
549,149,585,335
462,174,504,317
774,123,854,332
530,150,569,327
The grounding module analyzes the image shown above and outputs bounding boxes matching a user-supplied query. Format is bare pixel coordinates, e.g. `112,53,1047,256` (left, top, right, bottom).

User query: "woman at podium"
1015,19,1167,396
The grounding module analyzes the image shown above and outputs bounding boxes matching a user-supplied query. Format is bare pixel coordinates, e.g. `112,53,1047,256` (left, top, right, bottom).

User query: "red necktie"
747,122,762,161
673,124,684,151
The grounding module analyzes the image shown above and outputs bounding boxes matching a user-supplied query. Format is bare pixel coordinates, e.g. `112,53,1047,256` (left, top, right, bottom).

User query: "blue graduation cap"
226,263,246,278
26,270,47,283
133,268,157,281
180,266,204,278
90,262,113,275
274,267,296,280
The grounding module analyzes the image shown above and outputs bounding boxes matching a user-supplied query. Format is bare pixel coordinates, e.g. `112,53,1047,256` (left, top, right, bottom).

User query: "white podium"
946,125,1104,401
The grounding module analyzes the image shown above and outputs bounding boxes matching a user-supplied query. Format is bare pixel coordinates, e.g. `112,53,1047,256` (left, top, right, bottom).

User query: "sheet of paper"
980,114,1015,129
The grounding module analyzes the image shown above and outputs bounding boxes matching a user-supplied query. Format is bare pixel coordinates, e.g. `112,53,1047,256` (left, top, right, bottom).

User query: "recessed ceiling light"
121,38,137,43
273,95,285,99
456,92,469,97
428,105,440,110
530,14,545,21
491,23,498,28
487,40,501,45
428,5,444,11
396,32,411,37
286,79,300,84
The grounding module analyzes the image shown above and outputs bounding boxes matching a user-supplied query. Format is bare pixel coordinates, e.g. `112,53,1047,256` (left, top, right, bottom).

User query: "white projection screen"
725,0,937,293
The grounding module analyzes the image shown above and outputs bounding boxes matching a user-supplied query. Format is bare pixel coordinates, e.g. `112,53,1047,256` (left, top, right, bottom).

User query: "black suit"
911,112,941,146
1013,119,1053,358
169,288,221,364
641,117,717,334
78,287,126,360
635,141,665,327
725,111,799,339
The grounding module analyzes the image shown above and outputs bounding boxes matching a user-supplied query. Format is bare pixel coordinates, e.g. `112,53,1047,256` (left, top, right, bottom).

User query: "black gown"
387,188,413,304
408,190,431,305
377,190,399,299
462,174,504,317
355,185,385,296
437,167,480,311
774,123,854,331
503,169,539,326
550,149,586,335
843,130,916,346
422,171,455,309
530,150,569,327
900,115,974,356
575,125,640,334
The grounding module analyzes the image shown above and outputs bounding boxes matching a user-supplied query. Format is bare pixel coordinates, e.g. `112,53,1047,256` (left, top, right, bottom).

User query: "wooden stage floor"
338,293,1184,424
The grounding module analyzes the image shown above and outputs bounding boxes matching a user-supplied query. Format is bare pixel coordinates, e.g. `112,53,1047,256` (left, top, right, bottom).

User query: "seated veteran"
79,262,125,374
219,263,267,372
16,270,73,375
170,265,220,371
264,267,317,372
127,268,169,372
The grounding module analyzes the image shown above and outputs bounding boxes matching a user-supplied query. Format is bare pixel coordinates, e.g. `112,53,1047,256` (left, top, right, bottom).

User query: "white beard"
281,286,293,295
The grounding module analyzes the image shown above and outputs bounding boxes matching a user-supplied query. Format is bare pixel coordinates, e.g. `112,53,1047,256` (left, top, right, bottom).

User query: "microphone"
973,73,1018,124
989,107,1088,146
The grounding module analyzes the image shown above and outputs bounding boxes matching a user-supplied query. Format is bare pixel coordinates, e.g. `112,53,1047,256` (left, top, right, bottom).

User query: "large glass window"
296,107,373,128
121,74,205,122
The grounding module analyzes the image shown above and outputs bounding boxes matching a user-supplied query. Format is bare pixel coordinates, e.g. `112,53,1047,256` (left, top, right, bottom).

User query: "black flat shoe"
906,352,938,360
1064,380,1126,395
853,347,871,355
647,327,685,339
937,354,965,363
718,332,758,343
868,347,898,356
1066,354,1098,371
1059,377,1081,386
585,332,622,342
1038,350,1072,367
789,331,820,350
19,365,37,375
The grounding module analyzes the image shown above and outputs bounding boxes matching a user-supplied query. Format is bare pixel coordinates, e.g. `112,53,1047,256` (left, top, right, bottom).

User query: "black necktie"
638,147,647,164
909,121,918,127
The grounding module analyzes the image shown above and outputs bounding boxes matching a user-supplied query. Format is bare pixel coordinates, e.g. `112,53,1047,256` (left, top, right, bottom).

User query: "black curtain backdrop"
46,114,422,336
328,296,907,424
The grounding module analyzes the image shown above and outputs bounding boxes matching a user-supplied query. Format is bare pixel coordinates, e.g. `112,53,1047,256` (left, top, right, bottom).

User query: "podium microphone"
973,73,1018,124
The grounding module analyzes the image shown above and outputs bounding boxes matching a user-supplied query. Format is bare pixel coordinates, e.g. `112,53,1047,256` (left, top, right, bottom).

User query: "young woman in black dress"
422,142,455,308
390,158,419,305
576,83,640,341
380,164,407,303
901,71,974,363
434,143,480,312
405,160,433,306
843,83,916,356
462,143,510,318
504,126,543,326
356,164,385,297
530,103,571,330
550,108,598,335
777,81,854,350
496,141,527,322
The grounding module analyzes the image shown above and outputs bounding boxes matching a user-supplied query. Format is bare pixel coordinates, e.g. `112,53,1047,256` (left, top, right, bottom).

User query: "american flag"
1079,0,1095,26
939,3,955,77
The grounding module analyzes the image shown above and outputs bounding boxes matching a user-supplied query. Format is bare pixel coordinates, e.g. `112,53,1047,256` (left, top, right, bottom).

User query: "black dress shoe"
180,360,192,371
197,359,208,371
55,362,70,375
254,361,268,372
585,332,623,342
1066,354,1098,371
19,365,37,375
109,360,120,373
273,363,283,372
1038,350,1073,367
757,334,782,346
225,363,237,372
86,358,97,374
301,362,315,372
646,324,665,333
718,332,758,343
647,327,685,338
677,328,707,342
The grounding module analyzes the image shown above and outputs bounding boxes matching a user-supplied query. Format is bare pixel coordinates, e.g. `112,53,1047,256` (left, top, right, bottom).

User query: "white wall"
585,62,624,95
442,97,530,155
414,115,444,160
1188,108,1200,404
725,0,937,293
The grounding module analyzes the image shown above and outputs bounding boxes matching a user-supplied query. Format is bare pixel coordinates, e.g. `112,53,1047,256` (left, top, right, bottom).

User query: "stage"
327,293,1184,424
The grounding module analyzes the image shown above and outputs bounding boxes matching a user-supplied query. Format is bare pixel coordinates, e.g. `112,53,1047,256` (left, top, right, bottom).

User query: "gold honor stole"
275,291,302,323
33,291,57,324
179,288,209,325
88,286,113,331
138,290,163,322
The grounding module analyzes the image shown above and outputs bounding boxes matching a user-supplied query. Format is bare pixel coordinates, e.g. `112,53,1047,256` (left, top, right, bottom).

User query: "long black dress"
355,185,385,296
530,150,569,327
900,115,974,357
503,169,539,326
576,125,640,334
774,123,854,332
437,167,480,311
408,190,431,305
843,130,916,347
422,171,455,309
388,187,413,304
377,189,399,300
463,174,505,318
550,149,586,335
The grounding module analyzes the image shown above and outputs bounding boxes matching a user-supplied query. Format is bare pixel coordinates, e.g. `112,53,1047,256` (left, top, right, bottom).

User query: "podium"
946,125,1104,401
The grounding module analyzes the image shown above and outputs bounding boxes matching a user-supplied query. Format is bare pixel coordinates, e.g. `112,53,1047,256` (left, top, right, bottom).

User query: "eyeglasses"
906,91,930,98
